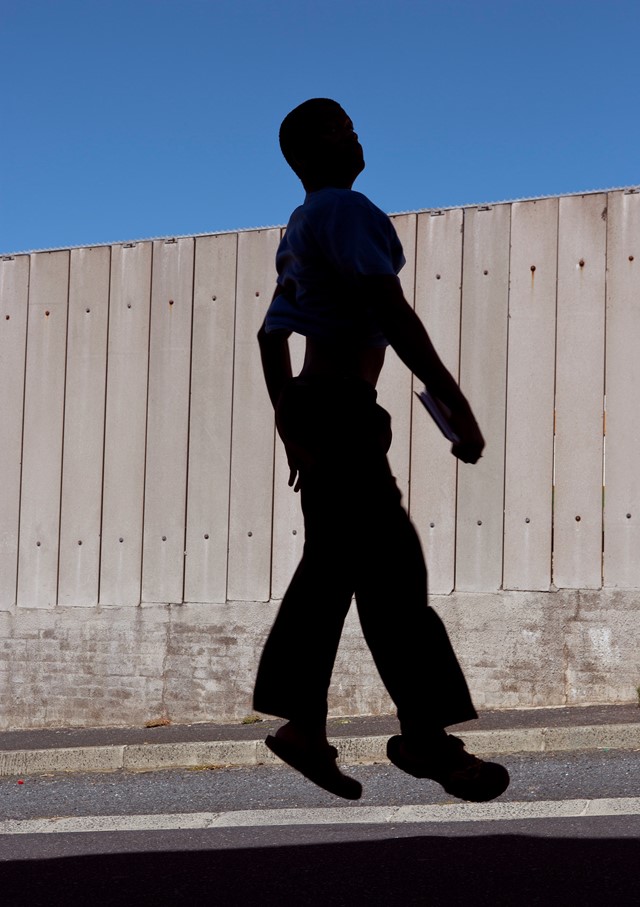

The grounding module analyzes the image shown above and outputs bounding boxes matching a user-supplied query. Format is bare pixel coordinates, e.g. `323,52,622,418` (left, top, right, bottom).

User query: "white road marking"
1,798,640,835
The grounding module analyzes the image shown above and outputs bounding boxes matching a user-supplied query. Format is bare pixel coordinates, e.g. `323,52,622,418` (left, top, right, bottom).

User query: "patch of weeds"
241,714,263,725
144,717,171,728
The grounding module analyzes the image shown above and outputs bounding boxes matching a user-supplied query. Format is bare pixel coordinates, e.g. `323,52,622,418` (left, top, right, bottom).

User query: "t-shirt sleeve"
309,194,405,277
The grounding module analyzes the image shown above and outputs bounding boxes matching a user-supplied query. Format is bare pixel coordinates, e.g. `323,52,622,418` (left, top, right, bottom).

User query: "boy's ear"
290,152,305,174
290,152,314,185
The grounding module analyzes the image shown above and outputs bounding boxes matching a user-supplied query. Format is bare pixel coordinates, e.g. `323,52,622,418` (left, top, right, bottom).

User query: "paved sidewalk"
1,704,639,777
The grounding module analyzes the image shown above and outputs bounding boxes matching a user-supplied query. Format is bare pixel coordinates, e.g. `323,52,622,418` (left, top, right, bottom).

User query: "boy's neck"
302,176,356,193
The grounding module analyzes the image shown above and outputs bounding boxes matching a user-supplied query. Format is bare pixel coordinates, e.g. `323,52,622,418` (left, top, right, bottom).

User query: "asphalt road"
1,749,639,906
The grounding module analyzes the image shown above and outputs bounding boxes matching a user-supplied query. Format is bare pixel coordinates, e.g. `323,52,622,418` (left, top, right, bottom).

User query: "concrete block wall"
1,590,637,730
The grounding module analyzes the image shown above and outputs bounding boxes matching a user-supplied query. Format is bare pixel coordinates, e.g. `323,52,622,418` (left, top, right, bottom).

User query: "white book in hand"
414,387,461,444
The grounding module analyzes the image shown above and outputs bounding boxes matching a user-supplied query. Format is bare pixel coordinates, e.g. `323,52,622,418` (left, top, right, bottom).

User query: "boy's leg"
337,394,476,734
255,555,362,801
253,532,362,800
254,377,365,725
351,407,509,801
252,549,354,726
353,496,478,742
252,383,362,798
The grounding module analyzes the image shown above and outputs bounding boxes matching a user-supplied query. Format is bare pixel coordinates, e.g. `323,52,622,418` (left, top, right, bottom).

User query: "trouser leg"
253,376,358,722
353,496,477,739
331,388,477,738
254,378,364,722
253,546,353,723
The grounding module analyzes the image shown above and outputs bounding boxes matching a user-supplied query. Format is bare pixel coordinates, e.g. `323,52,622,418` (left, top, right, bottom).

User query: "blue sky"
2,0,638,254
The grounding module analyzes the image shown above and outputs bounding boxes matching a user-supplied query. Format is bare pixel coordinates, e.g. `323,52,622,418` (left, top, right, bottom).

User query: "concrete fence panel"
553,194,606,589
456,204,511,592
142,237,194,605
184,232,238,604
0,254,29,609
99,241,152,607
18,250,70,609
410,208,463,595
58,246,111,607
503,198,557,592
603,190,640,588
226,228,279,602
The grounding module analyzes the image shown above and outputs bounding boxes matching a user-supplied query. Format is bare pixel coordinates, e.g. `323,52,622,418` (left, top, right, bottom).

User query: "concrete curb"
1,723,639,777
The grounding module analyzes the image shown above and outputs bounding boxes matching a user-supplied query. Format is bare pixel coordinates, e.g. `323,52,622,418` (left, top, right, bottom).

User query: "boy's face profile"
316,108,364,172
297,105,365,189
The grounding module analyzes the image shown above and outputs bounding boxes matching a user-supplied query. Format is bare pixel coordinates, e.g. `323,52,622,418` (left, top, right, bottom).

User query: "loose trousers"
253,376,478,741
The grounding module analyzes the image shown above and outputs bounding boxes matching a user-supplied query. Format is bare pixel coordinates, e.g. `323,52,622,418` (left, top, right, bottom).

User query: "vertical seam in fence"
549,201,560,589
407,214,419,515
550,199,561,588
225,234,240,603
139,243,155,606
96,246,113,607
267,229,286,602
55,252,72,606
14,257,31,611
500,205,514,591
601,197,610,584
181,241,198,606
268,413,277,603
452,209,466,592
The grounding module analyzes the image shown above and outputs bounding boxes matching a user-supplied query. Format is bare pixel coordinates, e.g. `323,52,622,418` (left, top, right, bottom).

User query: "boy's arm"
363,274,484,464
257,317,293,409
257,284,294,408
257,290,301,490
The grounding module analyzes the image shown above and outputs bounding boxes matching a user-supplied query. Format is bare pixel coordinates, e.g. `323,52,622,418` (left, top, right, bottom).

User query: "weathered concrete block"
124,739,259,771
0,746,124,776
564,589,640,705
432,591,568,709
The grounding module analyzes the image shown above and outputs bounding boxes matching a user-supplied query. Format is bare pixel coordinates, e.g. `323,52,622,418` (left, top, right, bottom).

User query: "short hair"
279,98,343,178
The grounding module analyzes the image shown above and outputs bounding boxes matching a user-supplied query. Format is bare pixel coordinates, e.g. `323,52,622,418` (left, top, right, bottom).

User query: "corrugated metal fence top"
3,185,639,257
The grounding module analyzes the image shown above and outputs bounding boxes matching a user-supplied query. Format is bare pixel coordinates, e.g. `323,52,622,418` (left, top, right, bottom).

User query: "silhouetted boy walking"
253,98,509,802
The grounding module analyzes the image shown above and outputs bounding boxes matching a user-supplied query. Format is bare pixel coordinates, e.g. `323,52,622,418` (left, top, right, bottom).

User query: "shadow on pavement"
1,830,638,906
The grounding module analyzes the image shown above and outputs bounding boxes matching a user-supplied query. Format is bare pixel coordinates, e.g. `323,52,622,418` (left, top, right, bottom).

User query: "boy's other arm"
257,291,302,490
363,274,484,464
257,287,293,409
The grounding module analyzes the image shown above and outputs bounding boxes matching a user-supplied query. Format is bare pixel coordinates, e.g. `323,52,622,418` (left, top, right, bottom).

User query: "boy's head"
279,98,364,190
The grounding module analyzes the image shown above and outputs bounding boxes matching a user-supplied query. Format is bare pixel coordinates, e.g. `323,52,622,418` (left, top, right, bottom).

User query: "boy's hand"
451,438,484,464
284,442,305,493
287,460,302,492
449,408,485,464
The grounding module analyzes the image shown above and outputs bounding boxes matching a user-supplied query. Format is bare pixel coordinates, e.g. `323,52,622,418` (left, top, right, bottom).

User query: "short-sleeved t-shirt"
265,188,405,348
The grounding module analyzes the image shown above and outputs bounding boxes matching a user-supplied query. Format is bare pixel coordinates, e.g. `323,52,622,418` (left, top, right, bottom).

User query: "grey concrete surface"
2,748,639,906
3,750,640,818
1,704,639,777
